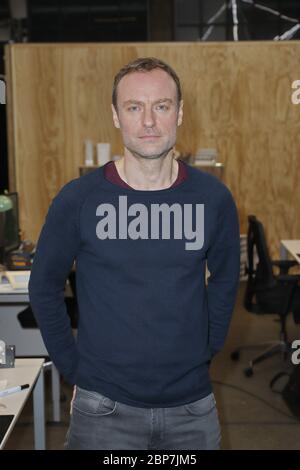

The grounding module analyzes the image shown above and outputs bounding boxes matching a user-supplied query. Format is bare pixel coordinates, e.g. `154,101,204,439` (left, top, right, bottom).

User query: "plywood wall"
5,42,300,257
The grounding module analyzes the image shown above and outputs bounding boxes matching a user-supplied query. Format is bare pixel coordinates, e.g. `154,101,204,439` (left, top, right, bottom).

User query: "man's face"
112,69,183,160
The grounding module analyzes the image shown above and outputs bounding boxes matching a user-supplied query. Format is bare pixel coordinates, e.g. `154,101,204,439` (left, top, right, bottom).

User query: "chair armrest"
272,260,298,275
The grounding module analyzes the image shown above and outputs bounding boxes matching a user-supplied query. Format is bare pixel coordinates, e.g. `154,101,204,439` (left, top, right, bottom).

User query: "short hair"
112,57,182,109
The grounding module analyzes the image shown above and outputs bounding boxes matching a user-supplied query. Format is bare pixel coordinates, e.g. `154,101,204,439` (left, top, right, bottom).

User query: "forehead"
117,69,177,103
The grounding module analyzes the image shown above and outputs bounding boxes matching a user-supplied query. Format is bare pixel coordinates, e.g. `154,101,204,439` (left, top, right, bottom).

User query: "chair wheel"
230,351,240,361
244,367,253,377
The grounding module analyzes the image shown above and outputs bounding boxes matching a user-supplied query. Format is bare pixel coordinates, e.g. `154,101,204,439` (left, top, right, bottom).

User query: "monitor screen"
2,192,20,253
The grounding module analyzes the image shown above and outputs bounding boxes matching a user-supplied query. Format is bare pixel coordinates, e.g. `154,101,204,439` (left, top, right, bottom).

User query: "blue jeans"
64,386,221,450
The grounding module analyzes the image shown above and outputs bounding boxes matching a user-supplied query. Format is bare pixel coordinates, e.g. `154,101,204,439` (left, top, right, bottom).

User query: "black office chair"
231,215,300,377
66,269,79,329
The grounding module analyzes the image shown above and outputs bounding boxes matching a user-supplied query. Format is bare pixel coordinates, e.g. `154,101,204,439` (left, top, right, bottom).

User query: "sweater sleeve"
29,181,81,384
206,186,240,357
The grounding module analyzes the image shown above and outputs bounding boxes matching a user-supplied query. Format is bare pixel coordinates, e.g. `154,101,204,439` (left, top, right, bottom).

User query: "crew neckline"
101,159,191,195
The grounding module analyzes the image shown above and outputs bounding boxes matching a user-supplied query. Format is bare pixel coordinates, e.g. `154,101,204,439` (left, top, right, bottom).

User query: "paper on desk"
0,380,8,391
4,271,30,289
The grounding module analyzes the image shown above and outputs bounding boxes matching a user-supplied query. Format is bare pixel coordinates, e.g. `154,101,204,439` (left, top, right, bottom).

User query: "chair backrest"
244,215,276,311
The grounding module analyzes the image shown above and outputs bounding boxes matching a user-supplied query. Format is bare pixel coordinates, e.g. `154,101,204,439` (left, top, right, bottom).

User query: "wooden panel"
5,42,300,258
4,45,16,193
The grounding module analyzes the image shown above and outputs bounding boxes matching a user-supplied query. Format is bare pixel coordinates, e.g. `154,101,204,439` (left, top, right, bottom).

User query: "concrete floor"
4,283,300,450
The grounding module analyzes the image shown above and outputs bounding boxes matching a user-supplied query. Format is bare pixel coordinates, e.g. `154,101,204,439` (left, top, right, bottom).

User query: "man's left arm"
206,187,240,357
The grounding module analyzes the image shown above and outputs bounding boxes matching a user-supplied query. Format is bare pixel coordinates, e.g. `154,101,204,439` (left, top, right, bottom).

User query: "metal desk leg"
51,364,61,422
280,244,288,260
33,367,45,450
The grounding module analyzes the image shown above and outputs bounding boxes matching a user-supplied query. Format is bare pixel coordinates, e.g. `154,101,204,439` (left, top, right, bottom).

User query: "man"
29,57,240,450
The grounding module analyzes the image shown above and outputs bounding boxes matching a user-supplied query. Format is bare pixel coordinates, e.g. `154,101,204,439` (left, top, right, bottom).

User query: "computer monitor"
2,192,21,254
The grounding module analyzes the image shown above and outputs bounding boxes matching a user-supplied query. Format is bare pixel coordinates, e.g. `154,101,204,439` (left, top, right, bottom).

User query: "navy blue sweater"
29,162,240,408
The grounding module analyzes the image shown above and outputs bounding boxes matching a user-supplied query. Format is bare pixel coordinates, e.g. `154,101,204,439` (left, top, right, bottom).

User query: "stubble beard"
125,145,174,161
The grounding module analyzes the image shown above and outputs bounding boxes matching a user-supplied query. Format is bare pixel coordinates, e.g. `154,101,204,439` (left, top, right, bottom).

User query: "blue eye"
156,104,168,111
128,105,140,112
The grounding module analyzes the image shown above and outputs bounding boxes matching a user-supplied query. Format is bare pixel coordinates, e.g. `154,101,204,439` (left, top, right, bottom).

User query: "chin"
135,152,169,160
127,144,174,161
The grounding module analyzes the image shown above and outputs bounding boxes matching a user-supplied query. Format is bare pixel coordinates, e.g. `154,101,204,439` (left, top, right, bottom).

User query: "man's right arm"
29,181,81,385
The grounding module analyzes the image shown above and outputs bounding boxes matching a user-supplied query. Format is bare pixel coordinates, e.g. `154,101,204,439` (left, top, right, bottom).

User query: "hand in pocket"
70,385,76,415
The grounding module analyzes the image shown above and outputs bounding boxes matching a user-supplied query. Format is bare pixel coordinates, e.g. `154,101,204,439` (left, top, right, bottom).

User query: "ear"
111,104,120,129
177,100,183,127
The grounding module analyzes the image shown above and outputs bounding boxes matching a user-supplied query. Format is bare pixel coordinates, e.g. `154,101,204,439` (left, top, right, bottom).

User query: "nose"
142,107,155,128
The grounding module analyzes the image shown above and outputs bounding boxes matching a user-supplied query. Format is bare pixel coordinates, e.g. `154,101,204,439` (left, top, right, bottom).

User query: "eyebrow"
122,98,174,107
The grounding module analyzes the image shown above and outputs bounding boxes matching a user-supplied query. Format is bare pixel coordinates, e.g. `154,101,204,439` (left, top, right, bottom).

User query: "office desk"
0,358,45,449
0,289,60,422
280,240,300,264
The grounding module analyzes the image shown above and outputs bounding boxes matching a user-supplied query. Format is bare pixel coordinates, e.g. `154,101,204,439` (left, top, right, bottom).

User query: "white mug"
84,139,94,166
97,143,111,166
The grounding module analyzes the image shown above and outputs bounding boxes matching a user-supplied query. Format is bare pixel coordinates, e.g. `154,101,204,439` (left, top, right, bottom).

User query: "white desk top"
0,284,28,295
193,161,224,167
0,271,30,295
0,291,29,303
0,358,44,449
281,240,300,264
0,273,29,301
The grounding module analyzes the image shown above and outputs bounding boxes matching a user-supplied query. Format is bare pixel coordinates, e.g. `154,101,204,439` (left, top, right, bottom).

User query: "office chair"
66,269,78,328
231,215,300,377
